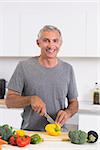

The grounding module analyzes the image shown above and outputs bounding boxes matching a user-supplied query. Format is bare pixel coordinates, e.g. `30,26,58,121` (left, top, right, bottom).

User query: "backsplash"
0,57,100,103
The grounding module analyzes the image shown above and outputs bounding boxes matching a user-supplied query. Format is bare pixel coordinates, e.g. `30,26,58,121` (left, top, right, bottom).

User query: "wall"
0,0,99,103
0,57,99,103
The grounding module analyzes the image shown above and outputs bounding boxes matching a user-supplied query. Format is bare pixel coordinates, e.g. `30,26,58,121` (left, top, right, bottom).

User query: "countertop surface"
2,141,100,150
79,101,100,115
0,99,100,114
0,100,100,149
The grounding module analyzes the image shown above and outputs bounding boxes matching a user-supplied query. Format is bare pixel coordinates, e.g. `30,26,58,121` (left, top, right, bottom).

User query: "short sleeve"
7,62,24,94
67,66,78,100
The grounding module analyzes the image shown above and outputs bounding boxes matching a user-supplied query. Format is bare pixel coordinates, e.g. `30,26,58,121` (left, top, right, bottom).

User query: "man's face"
37,30,62,59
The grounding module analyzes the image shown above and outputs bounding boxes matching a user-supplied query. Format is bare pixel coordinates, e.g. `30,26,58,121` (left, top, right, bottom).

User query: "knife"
44,112,55,124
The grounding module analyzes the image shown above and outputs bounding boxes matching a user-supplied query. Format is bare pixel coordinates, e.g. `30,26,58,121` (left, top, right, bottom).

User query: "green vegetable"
68,130,87,144
87,130,98,143
30,134,43,144
0,124,15,141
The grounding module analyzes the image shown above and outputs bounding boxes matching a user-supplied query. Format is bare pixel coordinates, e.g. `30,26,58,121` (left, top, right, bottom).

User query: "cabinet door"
20,2,86,57
86,4,98,57
97,1,100,57
0,2,98,57
0,108,23,129
79,113,100,141
3,8,20,56
0,9,3,56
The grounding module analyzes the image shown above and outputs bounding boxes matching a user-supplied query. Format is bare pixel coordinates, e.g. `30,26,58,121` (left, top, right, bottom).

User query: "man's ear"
36,40,40,46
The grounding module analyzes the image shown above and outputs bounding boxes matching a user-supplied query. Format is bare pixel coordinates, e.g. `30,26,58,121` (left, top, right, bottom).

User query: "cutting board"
25,131,70,141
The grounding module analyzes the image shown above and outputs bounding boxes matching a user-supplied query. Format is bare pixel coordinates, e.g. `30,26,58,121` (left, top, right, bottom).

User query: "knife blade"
44,112,55,124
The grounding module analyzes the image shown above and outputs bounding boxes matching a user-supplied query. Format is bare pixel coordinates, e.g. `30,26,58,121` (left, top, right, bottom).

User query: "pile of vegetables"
68,130,98,144
0,124,43,147
0,124,99,147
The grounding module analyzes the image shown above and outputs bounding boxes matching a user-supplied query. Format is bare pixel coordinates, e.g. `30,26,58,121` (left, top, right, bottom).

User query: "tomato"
16,135,30,147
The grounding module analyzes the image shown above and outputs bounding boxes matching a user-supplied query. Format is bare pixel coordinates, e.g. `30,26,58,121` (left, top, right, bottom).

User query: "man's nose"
48,41,54,47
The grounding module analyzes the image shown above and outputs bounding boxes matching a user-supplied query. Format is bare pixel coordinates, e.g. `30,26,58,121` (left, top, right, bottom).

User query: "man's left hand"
55,110,71,126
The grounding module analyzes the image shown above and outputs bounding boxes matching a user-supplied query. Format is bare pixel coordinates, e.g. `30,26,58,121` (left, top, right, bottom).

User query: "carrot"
0,139,8,145
0,145,2,150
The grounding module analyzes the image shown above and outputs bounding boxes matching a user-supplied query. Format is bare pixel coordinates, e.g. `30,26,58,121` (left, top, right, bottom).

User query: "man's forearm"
64,99,79,118
6,95,31,108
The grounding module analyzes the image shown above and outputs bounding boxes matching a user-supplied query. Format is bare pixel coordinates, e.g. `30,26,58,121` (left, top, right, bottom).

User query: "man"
6,25,78,131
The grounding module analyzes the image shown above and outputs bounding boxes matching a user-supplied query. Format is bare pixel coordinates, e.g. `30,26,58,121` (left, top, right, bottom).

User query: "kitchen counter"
79,101,100,115
0,99,100,114
2,141,100,150
0,100,100,149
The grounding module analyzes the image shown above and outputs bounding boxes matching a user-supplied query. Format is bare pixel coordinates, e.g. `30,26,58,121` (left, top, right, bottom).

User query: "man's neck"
38,56,58,68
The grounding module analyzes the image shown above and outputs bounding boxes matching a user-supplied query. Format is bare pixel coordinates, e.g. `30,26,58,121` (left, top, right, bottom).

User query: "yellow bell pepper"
15,130,25,136
45,123,61,136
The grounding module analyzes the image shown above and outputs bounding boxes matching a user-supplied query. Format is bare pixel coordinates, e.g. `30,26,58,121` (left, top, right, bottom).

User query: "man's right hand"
31,96,46,116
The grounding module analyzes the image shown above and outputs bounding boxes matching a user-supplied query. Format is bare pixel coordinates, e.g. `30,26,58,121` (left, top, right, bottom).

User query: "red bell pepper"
9,135,30,147
16,135,30,147
9,135,17,146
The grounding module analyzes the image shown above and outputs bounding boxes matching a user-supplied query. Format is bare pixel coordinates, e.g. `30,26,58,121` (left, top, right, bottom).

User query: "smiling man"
6,25,78,131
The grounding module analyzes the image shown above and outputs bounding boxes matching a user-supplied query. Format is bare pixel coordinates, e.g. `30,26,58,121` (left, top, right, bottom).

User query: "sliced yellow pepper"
45,123,61,136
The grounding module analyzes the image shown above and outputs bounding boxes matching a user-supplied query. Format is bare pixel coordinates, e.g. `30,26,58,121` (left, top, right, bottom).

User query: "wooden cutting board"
25,131,70,141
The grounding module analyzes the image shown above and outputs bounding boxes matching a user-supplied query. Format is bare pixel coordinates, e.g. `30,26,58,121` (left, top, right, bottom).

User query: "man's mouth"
46,48,56,54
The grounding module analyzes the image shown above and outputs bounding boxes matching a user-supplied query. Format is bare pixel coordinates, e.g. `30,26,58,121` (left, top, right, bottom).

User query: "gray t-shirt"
8,57,78,131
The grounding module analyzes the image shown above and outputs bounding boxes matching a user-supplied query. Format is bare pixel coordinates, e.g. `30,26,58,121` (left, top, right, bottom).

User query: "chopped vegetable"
30,134,43,144
87,130,98,143
45,123,61,136
68,130,87,144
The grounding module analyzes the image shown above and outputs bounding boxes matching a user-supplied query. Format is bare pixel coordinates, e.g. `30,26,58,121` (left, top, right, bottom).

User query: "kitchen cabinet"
0,1,98,57
0,8,3,56
97,1,100,56
3,12,20,56
79,113,100,132
0,107,23,129
20,3,86,57
86,4,98,57
79,103,100,142
0,5,20,56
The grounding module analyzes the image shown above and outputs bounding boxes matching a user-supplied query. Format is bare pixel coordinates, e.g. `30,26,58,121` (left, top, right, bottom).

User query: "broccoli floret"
68,130,87,144
0,124,15,141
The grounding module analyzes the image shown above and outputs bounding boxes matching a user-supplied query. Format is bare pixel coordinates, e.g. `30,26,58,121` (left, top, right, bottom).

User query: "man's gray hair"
37,25,62,40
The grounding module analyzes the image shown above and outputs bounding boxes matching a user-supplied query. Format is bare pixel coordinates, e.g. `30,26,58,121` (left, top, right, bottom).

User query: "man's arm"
6,89,46,116
55,98,78,126
6,89,31,108
65,98,79,118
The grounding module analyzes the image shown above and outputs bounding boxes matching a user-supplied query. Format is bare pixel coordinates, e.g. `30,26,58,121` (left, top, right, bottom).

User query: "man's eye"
53,39,58,43
43,39,49,42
